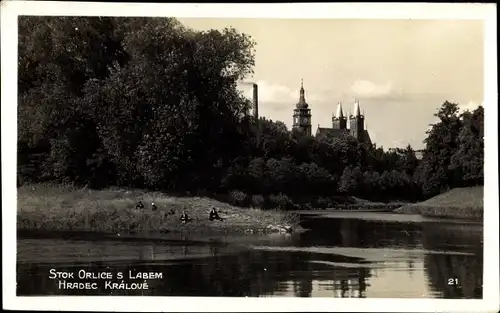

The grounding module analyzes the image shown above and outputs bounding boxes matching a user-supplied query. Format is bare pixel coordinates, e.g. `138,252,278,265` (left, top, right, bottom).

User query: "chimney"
252,83,259,120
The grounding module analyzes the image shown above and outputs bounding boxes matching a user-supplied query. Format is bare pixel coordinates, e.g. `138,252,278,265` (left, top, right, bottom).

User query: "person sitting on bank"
168,208,176,215
209,207,223,221
136,201,145,210
180,211,190,224
151,202,157,211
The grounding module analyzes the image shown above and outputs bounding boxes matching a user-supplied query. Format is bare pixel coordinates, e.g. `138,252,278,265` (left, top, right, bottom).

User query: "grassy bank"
394,186,483,220
223,190,405,211
328,197,406,211
17,184,301,236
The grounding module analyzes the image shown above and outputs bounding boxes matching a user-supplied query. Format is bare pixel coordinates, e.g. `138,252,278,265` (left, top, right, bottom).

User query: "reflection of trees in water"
358,267,368,297
17,249,372,297
331,265,368,298
339,219,359,247
299,218,421,248
140,245,155,260
422,222,483,299
421,222,483,252
293,258,313,297
17,218,483,298
424,253,482,299
406,259,414,278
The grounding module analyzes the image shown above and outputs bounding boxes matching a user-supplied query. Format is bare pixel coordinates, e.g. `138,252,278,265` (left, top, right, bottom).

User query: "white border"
2,2,498,312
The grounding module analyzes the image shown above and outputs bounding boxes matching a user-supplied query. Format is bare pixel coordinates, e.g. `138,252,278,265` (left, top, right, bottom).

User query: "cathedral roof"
316,128,349,140
316,128,372,145
296,79,309,109
362,130,372,145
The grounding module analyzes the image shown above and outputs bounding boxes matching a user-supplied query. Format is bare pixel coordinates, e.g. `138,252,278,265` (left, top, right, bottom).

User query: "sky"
178,18,484,149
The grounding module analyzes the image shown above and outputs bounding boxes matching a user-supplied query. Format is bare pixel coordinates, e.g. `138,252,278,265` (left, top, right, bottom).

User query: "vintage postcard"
2,1,498,312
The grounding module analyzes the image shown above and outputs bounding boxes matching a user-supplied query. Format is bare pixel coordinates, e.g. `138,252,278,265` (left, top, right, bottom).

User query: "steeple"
350,97,365,142
292,78,312,136
353,98,361,117
335,101,344,118
296,79,308,109
332,101,347,130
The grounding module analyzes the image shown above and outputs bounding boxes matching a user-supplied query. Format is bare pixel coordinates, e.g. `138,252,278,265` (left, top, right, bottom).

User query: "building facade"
317,100,372,144
292,82,372,144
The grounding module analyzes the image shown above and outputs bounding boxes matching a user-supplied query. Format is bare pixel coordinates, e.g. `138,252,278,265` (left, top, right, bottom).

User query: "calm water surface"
17,212,483,298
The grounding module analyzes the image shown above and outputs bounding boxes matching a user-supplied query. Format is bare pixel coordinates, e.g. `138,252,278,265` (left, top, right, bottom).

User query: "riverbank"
326,199,405,211
17,184,302,235
394,186,483,220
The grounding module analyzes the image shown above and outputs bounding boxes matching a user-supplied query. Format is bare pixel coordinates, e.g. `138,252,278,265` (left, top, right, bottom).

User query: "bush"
302,202,314,210
251,194,265,208
268,193,293,210
315,197,331,209
229,190,248,206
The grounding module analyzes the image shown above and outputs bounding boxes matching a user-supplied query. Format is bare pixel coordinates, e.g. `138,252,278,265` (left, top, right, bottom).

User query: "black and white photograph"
2,2,498,312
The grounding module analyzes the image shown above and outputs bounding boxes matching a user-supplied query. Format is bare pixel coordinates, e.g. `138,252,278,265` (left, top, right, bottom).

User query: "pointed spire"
299,78,305,102
353,98,361,117
335,101,344,118
296,79,308,109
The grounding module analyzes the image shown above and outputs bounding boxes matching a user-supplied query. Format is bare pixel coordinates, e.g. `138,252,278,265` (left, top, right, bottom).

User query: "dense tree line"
416,101,484,196
18,16,484,209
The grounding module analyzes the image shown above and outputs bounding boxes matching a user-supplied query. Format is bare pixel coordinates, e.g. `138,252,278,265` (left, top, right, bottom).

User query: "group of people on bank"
134,201,224,224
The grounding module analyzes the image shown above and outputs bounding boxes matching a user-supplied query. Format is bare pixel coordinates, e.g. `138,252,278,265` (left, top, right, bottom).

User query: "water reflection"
17,250,372,297
421,222,483,299
17,214,483,298
298,217,422,248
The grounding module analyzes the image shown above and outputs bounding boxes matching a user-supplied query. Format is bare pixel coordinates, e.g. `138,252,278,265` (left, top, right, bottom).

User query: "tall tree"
18,16,128,186
417,101,463,196
449,106,484,186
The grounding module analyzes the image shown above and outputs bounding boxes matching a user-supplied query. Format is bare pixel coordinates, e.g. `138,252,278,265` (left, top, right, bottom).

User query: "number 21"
448,278,458,285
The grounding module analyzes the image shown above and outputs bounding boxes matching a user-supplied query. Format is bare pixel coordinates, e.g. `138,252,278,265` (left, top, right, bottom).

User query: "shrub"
302,202,314,210
268,193,293,210
251,194,265,208
315,197,331,209
229,190,248,206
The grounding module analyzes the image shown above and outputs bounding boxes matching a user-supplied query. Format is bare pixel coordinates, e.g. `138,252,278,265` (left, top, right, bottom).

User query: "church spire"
335,101,344,118
299,78,305,102
353,98,361,117
296,79,308,109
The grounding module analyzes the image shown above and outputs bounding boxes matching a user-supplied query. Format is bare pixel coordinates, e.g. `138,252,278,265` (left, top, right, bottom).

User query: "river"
16,212,483,298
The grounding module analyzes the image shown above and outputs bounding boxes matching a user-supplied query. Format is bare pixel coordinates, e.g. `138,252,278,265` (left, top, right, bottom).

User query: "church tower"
292,79,312,136
332,101,347,129
349,98,365,142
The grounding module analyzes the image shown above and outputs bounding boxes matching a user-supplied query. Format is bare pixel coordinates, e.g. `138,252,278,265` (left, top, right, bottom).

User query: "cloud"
238,81,294,103
237,80,327,104
391,140,411,149
350,80,394,99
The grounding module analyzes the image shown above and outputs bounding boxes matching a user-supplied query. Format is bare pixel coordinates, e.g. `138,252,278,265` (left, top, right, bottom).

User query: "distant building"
291,80,372,144
388,147,424,160
292,79,312,136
